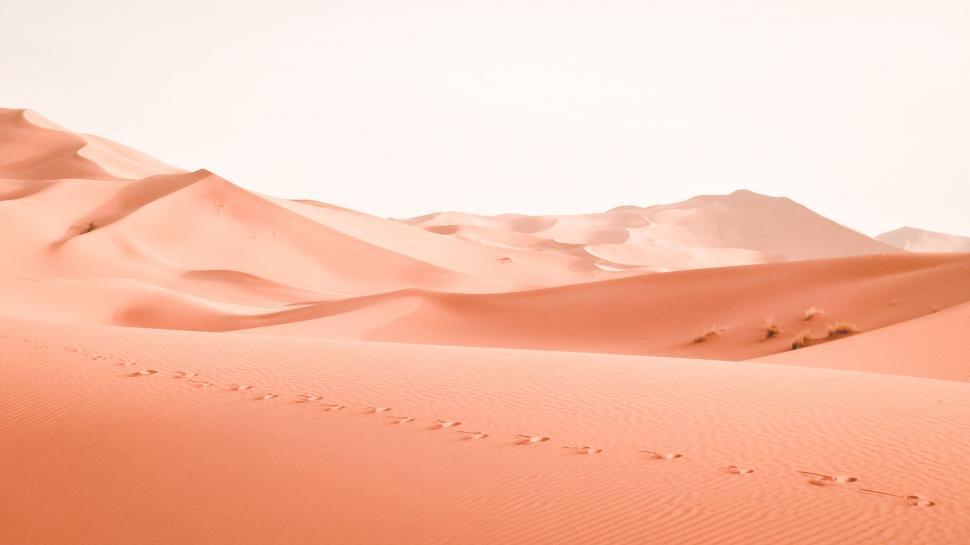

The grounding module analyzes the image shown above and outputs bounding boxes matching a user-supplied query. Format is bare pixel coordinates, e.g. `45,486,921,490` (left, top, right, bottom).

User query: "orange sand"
2,108,970,544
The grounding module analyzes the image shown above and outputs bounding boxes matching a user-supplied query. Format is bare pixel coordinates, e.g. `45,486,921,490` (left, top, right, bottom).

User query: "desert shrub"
791,330,811,350
691,326,720,344
763,320,780,340
827,321,859,337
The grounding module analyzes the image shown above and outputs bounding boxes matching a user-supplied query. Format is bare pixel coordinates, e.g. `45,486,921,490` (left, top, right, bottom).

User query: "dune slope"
243,253,970,367
1,317,968,545
0,108,638,307
756,301,970,382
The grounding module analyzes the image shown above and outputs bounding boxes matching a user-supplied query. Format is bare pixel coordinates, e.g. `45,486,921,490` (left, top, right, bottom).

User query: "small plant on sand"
79,221,96,234
803,307,821,321
827,321,859,338
763,320,780,340
691,326,720,344
791,330,812,350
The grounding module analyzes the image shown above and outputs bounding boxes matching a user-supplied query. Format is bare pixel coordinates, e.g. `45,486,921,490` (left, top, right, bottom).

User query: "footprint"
903,495,937,507
255,393,279,400
432,419,462,429
173,371,198,379
858,489,936,507
322,403,346,412
366,406,391,414
228,384,253,391
188,379,213,389
641,450,683,460
564,446,603,455
517,434,551,445
387,415,416,424
457,431,489,440
295,394,323,403
127,369,157,377
725,465,754,475
798,471,858,486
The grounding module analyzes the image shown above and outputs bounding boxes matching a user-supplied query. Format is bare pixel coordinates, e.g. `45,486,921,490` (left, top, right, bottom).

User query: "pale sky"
2,0,968,236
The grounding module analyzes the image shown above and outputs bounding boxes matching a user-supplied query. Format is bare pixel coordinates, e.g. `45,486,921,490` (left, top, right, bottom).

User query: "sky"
2,0,968,236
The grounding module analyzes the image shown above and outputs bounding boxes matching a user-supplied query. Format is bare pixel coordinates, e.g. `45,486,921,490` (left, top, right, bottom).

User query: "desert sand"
2,108,970,544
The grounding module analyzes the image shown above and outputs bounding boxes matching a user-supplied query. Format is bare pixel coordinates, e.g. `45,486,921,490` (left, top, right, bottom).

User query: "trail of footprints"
4,335,939,509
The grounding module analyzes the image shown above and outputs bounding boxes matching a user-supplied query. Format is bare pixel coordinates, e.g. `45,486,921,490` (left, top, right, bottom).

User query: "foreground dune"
2,316,969,544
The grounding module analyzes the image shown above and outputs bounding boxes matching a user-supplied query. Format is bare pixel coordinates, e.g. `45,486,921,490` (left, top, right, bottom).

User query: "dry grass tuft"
763,320,780,340
691,326,720,344
827,321,859,338
803,307,821,321
791,330,812,350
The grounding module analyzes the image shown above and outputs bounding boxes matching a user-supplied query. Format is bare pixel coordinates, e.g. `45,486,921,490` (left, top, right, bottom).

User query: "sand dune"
3,108,970,543
1,109,636,305
757,301,970,382
2,316,968,544
243,253,970,365
878,226,970,253
2,109,967,368
0,109,181,180
404,189,899,272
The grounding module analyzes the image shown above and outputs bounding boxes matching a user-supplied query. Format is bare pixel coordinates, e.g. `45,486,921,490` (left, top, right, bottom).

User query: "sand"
3,317,970,545
757,301,970,382
2,108,970,544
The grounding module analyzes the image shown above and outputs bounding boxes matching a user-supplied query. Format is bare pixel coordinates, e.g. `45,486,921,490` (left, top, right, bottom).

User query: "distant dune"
2,108,970,544
877,226,970,252
405,189,900,273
